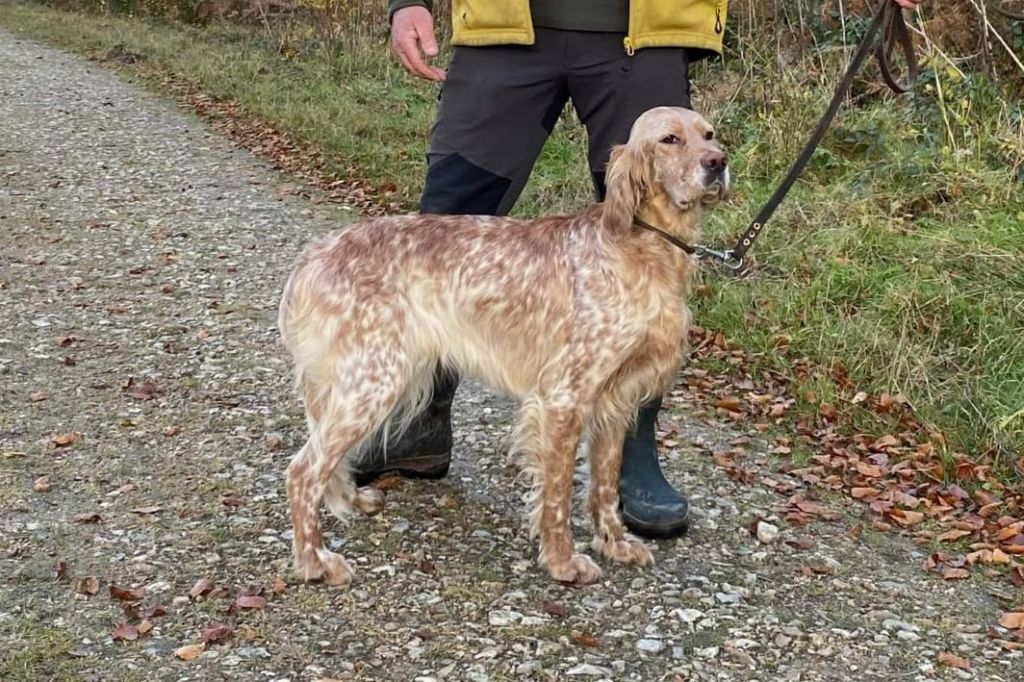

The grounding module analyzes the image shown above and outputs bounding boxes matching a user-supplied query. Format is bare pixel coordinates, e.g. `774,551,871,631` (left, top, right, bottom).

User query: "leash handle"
728,0,919,264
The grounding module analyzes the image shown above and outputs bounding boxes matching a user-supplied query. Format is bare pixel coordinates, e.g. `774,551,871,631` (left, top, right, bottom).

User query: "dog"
278,106,729,586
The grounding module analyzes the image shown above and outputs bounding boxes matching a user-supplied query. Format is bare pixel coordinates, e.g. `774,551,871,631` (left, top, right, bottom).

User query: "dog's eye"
659,134,680,145
704,130,715,141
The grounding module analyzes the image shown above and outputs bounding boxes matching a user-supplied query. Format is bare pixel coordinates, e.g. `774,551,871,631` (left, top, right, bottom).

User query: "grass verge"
1,2,1021,476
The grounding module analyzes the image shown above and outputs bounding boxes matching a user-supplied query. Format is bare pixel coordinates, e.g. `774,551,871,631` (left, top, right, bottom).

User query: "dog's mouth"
700,179,729,206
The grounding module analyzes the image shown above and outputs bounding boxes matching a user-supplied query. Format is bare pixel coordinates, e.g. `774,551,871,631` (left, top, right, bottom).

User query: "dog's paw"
296,548,354,587
597,535,655,567
547,553,603,585
354,487,385,515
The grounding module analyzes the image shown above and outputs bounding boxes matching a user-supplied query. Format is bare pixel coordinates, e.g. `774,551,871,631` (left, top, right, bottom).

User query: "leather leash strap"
718,0,918,269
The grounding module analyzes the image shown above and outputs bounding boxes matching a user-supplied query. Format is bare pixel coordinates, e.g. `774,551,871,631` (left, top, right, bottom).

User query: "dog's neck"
634,189,701,247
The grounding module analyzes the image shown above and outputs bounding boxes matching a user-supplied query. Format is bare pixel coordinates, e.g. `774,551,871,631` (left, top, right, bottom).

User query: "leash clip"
695,245,744,271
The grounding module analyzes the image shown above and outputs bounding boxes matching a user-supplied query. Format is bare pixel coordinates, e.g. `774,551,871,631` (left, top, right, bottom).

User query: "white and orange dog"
279,107,729,586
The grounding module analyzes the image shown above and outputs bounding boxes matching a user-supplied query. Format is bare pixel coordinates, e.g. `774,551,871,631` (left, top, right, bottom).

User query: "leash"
638,0,918,270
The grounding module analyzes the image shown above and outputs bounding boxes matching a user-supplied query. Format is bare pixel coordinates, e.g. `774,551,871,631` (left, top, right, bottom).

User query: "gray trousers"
421,28,692,214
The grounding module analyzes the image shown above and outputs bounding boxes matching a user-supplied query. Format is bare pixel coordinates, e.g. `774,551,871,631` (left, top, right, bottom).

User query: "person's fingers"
417,22,439,57
394,34,440,81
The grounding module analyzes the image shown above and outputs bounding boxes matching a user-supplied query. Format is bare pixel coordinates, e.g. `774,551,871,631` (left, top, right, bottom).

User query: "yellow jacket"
390,1,729,55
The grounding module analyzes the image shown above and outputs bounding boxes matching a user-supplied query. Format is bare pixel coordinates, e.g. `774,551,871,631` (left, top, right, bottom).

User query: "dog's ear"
602,142,652,233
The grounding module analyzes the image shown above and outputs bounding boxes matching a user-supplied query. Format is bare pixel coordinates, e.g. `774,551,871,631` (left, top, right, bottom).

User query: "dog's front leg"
588,415,654,566
528,404,603,585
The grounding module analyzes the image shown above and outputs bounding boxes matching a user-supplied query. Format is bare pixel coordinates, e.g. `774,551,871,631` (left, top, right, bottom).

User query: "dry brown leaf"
937,652,970,670
29,390,49,402
372,475,403,491
233,595,267,610
109,584,146,602
73,512,102,523
136,619,153,635
716,396,742,412
111,623,139,641
51,432,81,447
33,476,51,492
542,600,567,617
937,529,973,543
999,611,1024,629
200,623,234,644
174,643,205,660
941,567,970,580
851,487,880,499
271,576,287,595
989,548,1012,564
76,575,99,595
890,509,924,526
855,462,883,478
571,631,601,648
162,425,181,437
142,603,168,619
189,578,213,600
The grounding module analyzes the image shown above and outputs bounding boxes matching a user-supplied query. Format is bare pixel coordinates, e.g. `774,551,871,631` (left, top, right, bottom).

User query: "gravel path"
1,29,1020,682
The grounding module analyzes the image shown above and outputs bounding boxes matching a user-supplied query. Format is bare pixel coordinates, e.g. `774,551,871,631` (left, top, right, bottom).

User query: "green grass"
1,2,1021,473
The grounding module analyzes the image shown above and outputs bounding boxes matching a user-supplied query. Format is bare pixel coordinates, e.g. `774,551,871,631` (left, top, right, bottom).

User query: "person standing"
355,0,920,539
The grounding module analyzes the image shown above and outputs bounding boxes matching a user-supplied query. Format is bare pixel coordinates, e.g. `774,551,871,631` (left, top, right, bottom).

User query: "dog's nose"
702,151,728,173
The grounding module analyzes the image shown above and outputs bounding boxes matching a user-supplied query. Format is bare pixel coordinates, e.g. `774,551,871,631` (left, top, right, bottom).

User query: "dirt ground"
1,29,1021,682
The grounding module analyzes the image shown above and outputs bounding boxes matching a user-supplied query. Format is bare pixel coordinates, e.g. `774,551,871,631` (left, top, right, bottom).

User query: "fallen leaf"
989,548,1011,565
201,623,234,644
51,432,81,447
999,611,1024,629
571,631,601,648
56,560,70,581
851,487,880,499
372,475,402,491
413,627,436,641
941,567,970,580
111,623,139,641
73,512,102,523
851,391,868,404
29,390,49,402
125,380,163,401
131,506,162,515
271,576,287,595
785,536,817,550
189,578,213,600
890,509,924,526
162,425,181,437
136,619,153,635
542,601,567,617
142,603,168,619
937,652,970,670
109,584,146,602
716,396,742,412
33,476,51,492
174,643,205,660
232,595,267,609
76,575,100,595
937,529,973,543
856,462,883,478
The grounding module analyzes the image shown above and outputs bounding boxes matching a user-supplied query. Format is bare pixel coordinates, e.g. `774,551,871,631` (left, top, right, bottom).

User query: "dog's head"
602,107,729,232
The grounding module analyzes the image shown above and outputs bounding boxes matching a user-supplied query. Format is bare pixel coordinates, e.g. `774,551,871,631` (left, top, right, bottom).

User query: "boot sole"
352,455,451,488
621,508,691,540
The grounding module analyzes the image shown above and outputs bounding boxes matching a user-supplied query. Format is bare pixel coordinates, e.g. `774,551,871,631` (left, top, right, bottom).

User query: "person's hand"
894,0,920,8
391,5,446,82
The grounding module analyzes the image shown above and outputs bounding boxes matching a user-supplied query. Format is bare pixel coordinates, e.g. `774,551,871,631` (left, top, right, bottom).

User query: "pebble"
756,520,780,544
673,608,705,625
715,592,742,604
882,619,918,633
566,663,612,676
487,610,522,626
636,638,664,654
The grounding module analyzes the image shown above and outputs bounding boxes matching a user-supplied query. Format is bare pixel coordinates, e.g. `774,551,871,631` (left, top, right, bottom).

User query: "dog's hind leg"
287,363,406,586
587,404,654,566
517,394,602,585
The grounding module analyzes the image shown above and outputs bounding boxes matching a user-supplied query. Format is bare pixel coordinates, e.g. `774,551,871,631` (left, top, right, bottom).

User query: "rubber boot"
619,396,690,539
351,368,459,487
